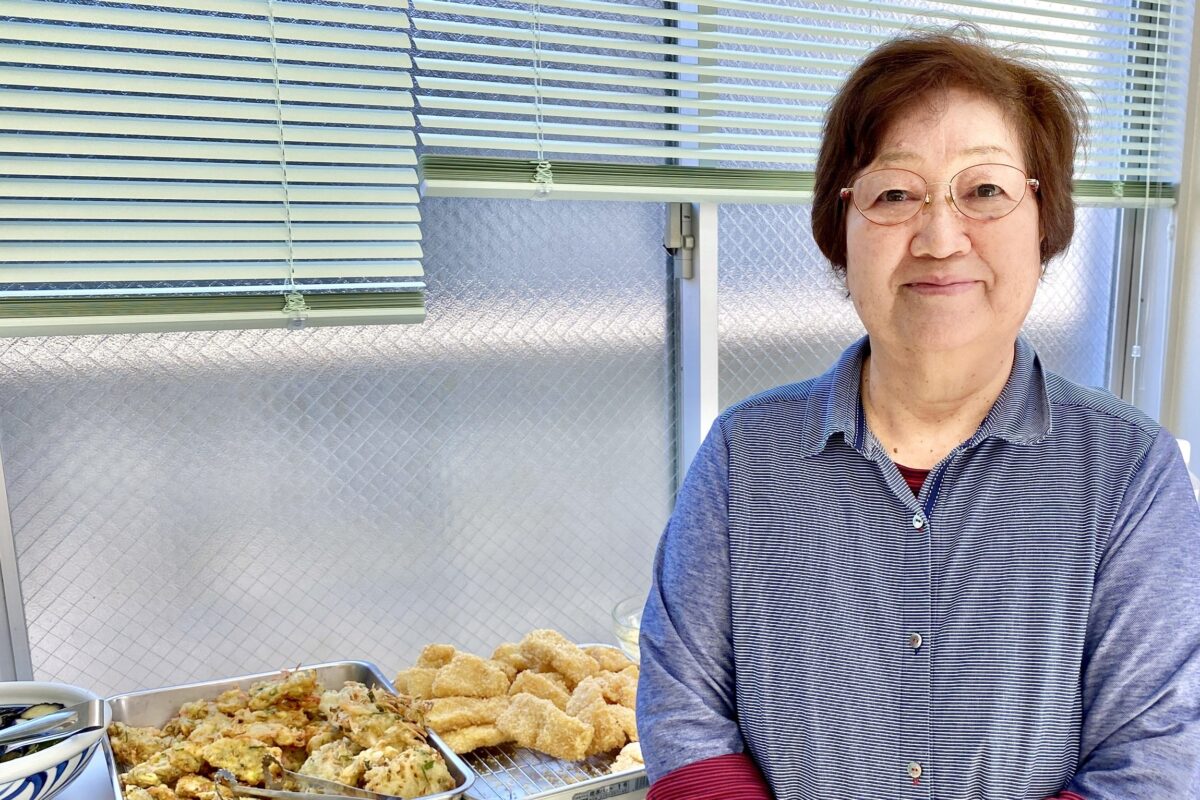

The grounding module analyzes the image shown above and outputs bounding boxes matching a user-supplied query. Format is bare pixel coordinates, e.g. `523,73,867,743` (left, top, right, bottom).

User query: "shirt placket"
901,496,933,799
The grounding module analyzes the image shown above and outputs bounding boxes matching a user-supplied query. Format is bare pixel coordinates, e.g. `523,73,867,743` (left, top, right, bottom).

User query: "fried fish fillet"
584,646,636,674
610,741,644,773
518,629,600,689
431,653,510,698
496,693,593,761
416,643,457,669
491,643,531,676
393,667,437,701
508,670,571,710
573,701,627,756
438,724,510,754
426,695,510,731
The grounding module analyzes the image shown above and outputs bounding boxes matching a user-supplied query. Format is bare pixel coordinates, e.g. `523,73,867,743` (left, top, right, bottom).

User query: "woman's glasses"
839,163,1039,226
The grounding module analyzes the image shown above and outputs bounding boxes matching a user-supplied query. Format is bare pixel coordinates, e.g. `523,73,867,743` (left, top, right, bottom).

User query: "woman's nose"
909,192,972,260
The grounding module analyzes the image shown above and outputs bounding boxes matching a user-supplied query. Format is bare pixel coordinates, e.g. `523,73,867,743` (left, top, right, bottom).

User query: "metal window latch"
664,202,696,280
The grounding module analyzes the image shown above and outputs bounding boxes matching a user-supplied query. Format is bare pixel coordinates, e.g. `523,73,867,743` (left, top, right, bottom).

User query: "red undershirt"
646,469,1087,800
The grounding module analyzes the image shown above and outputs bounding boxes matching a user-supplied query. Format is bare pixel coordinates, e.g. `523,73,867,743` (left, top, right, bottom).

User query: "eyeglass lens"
850,164,1030,225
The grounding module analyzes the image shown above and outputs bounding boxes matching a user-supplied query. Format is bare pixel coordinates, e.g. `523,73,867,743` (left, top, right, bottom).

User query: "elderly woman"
636,27,1200,800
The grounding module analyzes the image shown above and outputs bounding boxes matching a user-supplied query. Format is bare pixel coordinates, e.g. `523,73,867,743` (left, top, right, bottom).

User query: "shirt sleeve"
1064,427,1200,798
636,419,749,784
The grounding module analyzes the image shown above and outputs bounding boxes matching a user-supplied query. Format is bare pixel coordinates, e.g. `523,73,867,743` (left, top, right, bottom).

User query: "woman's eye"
881,189,911,202
972,183,1005,198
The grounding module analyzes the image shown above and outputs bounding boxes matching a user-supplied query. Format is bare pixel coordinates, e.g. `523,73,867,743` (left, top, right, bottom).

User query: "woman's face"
843,88,1042,358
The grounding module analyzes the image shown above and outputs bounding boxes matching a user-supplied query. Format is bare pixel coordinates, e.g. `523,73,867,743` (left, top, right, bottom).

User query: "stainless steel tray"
463,745,646,800
104,659,475,800
461,644,647,800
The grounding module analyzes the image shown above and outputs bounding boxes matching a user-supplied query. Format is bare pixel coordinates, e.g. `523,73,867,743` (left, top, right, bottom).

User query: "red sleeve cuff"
647,752,772,800
1049,793,1085,800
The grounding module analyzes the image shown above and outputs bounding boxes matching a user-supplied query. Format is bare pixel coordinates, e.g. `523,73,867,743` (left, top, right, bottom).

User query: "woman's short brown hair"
811,24,1087,273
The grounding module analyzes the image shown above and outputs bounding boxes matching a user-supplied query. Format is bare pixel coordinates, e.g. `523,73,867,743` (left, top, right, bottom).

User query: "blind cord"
531,1,553,199
266,0,308,325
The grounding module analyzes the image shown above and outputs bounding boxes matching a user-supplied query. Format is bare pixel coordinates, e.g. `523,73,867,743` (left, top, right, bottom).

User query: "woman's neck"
860,341,1015,470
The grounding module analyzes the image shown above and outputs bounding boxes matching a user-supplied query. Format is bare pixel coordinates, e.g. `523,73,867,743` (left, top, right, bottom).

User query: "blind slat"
3,0,424,334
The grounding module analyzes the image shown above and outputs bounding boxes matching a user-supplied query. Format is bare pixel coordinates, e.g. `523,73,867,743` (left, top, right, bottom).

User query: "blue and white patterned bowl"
0,682,109,800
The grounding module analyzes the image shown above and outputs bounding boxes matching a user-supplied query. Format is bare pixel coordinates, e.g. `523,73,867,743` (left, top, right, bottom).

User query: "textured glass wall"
718,205,1118,410
0,198,673,696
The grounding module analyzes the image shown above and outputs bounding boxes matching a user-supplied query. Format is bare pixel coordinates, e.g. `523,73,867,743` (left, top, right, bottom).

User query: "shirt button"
912,513,925,529
907,762,923,779
909,632,923,650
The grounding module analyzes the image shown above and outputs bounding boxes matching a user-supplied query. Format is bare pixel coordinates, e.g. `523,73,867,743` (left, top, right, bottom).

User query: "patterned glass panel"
0,198,673,695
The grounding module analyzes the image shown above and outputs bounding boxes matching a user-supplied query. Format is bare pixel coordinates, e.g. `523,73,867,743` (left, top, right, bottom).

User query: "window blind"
412,0,1191,205
0,0,422,336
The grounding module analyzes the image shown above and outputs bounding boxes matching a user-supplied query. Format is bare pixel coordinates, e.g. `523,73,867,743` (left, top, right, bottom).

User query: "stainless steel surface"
105,660,475,800
0,197,672,698
463,746,646,800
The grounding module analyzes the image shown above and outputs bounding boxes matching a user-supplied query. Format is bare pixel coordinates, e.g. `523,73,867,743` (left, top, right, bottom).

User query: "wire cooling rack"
463,745,647,800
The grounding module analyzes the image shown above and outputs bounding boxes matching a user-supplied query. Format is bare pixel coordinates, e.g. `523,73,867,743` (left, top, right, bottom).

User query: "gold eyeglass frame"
839,163,1040,226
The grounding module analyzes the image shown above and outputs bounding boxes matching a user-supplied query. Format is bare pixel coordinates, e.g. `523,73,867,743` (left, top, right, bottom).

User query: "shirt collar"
800,335,1052,458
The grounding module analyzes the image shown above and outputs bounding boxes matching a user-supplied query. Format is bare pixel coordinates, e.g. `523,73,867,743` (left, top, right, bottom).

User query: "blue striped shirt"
637,336,1200,799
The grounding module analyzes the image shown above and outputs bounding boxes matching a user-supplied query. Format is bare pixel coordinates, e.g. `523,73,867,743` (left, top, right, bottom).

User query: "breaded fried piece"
610,741,643,773
432,653,510,698
496,693,593,761
589,670,638,709
574,701,627,756
123,741,205,788
358,744,456,798
612,704,638,741
438,724,510,754
426,696,509,731
519,629,600,688
584,646,635,673
565,676,608,717
416,643,457,669
124,789,155,800
509,671,570,710
107,721,173,767
394,667,437,700
491,642,530,675
145,788,179,800
200,737,282,785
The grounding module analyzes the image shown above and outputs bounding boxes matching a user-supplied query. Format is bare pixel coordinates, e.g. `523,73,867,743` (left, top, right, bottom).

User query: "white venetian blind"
0,0,422,336
412,0,1191,205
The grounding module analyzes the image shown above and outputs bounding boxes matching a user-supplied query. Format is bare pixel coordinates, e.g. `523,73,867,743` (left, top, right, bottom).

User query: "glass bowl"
611,595,645,661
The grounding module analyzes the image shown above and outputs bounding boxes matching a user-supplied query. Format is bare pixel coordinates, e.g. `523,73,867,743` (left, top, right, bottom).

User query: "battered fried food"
519,629,600,688
200,737,282,785
358,743,455,798
509,671,571,710
112,670,452,800
611,741,643,773
426,696,510,730
174,774,233,799
496,693,593,761
300,738,365,787
248,668,320,712
431,653,510,698
108,722,174,767
122,741,204,788
438,724,510,754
